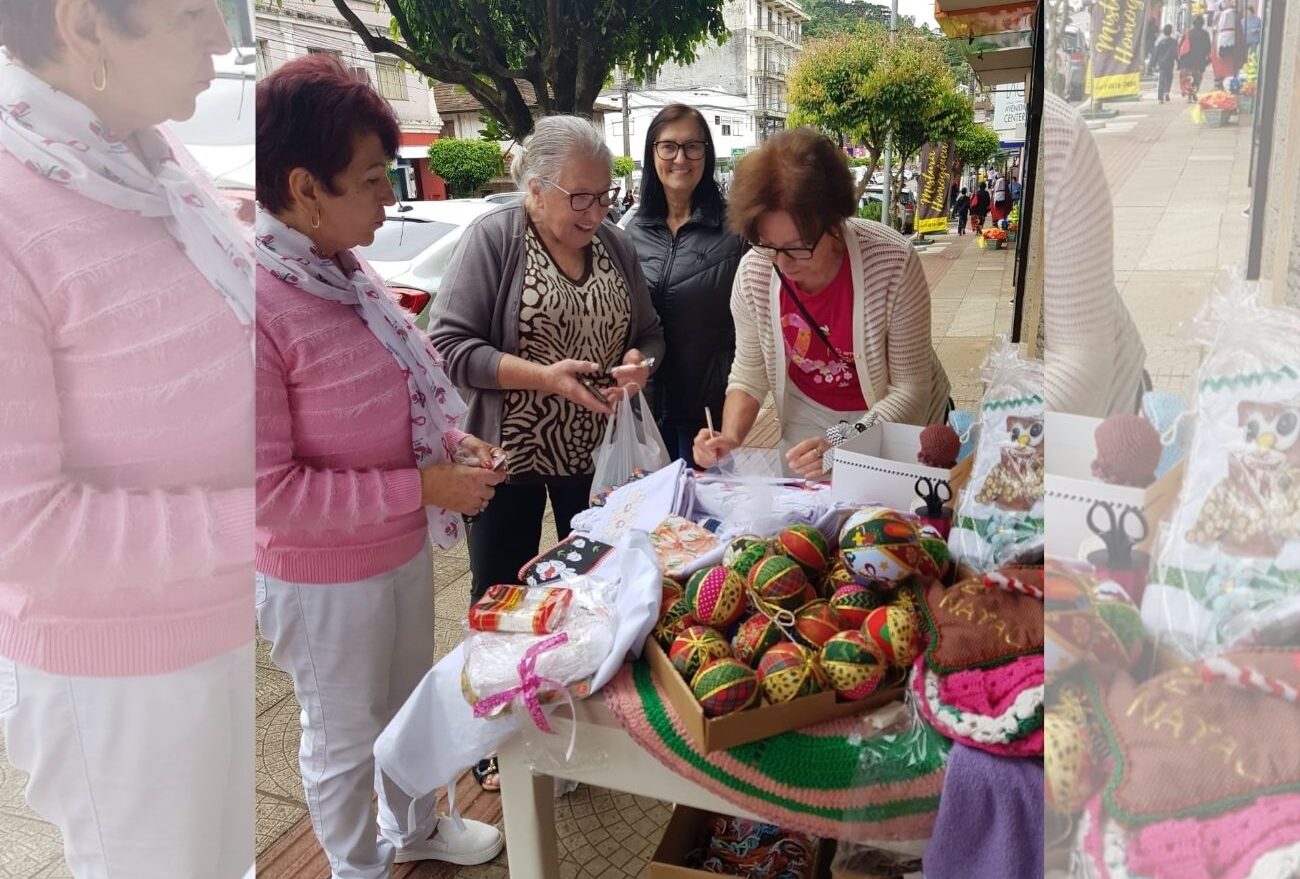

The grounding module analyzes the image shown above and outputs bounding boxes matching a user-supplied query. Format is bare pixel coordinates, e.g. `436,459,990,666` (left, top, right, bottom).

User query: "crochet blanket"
603,660,949,845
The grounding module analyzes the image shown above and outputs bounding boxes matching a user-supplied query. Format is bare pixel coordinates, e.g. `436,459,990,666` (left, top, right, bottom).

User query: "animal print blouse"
499,224,630,478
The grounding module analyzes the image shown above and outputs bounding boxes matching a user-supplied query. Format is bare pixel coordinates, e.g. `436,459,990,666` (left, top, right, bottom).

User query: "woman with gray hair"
428,114,664,601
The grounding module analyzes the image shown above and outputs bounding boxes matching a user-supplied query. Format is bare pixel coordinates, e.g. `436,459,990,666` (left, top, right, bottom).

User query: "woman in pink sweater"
0,2,253,877
254,54,506,877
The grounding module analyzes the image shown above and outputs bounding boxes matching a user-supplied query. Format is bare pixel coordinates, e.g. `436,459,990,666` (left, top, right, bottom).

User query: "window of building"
715,115,721,125
376,58,407,101
307,47,341,59
721,124,732,136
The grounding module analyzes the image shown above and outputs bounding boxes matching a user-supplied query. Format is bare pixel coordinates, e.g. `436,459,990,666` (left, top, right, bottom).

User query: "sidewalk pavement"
1089,88,1255,398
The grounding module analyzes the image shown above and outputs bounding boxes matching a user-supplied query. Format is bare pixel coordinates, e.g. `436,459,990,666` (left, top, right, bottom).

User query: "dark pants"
660,420,702,469
1157,63,1175,100
467,477,592,602
957,210,969,234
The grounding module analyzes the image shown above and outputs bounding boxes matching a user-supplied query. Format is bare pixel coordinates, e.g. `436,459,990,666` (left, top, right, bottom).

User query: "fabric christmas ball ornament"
654,596,693,648
917,536,952,581
661,577,683,608
862,602,922,668
1044,564,1145,676
757,642,828,703
669,625,732,681
820,559,858,599
830,583,877,629
728,541,772,581
731,612,786,667
776,524,831,577
723,534,769,567
685,566,747,629
839,508,926,588
691,657,759,717
748,555,812,611
1044,710,1096,816
819,630,887,700
794,599,843,648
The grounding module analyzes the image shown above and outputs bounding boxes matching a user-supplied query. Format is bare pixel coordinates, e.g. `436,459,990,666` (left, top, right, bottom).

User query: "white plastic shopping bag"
590,389,669,501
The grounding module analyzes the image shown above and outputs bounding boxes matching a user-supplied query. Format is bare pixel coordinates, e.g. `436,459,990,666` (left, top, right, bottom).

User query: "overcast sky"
893,0,941,31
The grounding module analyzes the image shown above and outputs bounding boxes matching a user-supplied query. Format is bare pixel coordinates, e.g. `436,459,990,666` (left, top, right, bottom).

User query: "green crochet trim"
981,395,1044,412
1199,364,1298,393
1085,675,1300,826
633,661,947,822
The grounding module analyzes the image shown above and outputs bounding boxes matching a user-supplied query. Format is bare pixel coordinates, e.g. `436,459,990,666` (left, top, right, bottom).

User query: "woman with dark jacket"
623,105,746,466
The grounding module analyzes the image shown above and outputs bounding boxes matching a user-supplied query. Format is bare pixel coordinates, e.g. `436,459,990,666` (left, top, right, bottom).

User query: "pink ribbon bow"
471,632,578,759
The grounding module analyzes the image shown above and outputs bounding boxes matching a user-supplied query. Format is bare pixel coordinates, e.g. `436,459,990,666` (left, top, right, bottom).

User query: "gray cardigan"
427,203,666,447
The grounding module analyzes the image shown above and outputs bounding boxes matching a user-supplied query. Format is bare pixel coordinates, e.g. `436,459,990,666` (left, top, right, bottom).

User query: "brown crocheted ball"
917,424,960,468
1091,415,1161,487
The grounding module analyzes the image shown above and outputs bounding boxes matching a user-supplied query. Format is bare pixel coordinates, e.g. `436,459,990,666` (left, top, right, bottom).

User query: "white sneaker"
392,817,505,865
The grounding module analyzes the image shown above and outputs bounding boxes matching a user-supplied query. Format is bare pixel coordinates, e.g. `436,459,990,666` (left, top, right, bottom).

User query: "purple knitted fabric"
923,744,1044,879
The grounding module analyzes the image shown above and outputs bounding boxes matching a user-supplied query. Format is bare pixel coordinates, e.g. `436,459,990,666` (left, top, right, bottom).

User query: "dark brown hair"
0,0,141,67
256,53,401,214
638,103,723,221
727,128,856,245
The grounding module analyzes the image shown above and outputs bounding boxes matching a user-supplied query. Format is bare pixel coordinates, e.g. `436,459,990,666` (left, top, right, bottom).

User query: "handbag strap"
775,269,852,367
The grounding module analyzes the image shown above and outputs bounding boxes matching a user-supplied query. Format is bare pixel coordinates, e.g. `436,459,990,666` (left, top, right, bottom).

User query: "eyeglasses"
544,179,620,211
751,230,825,261
653,140,708,161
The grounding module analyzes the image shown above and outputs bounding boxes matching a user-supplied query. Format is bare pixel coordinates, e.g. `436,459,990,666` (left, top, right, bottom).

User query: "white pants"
256,550,440,879
0,646,254,879
780,383,867,477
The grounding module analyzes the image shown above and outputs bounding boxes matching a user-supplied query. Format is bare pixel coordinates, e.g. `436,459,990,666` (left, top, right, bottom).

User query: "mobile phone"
609,357,656,375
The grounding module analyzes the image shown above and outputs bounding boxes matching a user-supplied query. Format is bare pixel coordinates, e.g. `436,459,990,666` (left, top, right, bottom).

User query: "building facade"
597,88,757,163
253,0,446,200
649,0,808,141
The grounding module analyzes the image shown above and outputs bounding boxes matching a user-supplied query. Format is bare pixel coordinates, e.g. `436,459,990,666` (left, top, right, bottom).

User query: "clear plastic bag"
1147,270,1300,658
461,577,617,718
589,388,670,501
949,338,1046,571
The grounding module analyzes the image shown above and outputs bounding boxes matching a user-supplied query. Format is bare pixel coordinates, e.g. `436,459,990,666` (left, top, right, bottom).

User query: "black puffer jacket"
624,203,745,428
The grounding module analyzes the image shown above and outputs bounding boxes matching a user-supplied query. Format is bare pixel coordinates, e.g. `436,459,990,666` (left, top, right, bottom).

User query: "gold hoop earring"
91,59,108,92
310,209,321,230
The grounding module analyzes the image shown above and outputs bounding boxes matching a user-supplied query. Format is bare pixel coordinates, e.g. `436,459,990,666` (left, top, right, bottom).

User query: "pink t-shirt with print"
780,254,869,412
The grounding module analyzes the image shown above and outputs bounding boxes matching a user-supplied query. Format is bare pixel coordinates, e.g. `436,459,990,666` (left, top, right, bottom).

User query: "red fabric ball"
1091,414,1161,487
918,424,961,468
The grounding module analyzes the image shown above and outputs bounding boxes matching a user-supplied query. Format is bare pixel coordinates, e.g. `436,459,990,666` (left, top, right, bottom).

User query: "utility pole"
882,0,898,228
621,70,633,194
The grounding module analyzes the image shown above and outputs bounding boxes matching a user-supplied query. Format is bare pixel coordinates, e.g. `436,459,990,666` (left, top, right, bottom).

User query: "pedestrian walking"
1153,23,1179,102
1178,15,1212,102
954,187,971,235
1244,4,1263,57
1211,0,1245,89
990,172,1009,223
969,181,991,233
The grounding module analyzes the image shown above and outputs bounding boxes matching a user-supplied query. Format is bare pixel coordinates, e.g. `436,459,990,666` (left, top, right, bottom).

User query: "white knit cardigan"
726,217,952,427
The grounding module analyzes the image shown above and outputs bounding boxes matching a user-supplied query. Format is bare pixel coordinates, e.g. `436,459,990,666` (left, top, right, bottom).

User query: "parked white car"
358,199,503,328
168,47,254,191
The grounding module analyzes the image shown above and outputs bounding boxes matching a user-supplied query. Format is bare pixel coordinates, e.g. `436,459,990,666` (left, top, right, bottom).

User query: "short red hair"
256,53,401,213
727,128,856,245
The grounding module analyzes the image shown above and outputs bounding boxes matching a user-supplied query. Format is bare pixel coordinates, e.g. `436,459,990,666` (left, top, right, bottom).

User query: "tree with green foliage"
955,122,1003,168
328,0,727,139
478,113,510,143
427,138,503,197
789,24,965,179
801,0,895,40
612,155,635,179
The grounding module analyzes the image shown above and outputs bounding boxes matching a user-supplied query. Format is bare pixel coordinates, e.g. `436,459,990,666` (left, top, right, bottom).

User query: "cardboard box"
1044,413,1182,561
644,637,903,753
830,422,963,515
647,804,831,878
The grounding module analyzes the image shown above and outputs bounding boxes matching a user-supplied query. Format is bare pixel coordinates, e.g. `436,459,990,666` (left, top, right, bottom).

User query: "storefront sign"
1090,0,1150,99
